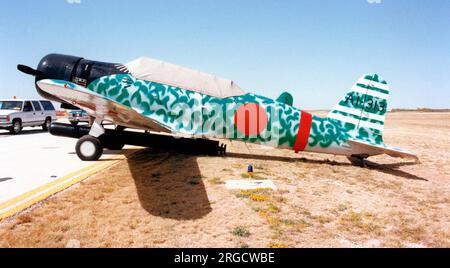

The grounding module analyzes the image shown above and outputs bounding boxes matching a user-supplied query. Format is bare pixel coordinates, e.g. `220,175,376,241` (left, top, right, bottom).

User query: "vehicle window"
0,101,23,110
32,101,42,111
23,101,33,112
40,101,55,111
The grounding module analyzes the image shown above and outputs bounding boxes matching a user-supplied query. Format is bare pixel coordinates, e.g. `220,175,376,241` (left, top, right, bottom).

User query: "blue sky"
1,0,449,109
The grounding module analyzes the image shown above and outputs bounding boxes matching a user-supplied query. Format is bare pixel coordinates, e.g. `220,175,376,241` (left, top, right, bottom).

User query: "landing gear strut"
75,118,105,161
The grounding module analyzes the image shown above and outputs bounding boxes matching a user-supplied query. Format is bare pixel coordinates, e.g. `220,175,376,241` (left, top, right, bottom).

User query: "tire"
70,121,79,125
9,120,22,135
42,117,51,131
75,135,103,161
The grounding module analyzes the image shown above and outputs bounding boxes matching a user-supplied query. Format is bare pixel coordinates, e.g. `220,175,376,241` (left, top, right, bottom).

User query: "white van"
0,99,57,134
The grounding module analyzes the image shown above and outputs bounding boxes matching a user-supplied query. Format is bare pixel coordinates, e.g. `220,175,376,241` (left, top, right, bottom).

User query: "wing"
36,79,171,133
347,139,418,160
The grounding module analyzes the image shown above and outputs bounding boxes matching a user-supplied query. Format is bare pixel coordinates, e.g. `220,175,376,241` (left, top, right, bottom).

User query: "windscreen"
0,101,23,110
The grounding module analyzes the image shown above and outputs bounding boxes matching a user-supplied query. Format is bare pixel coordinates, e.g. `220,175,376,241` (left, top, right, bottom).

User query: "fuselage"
31,54,373,157
61,73,357,156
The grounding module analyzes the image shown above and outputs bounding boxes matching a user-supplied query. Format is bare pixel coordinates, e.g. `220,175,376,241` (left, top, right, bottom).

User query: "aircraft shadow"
126,149,212,220
225,152,427,181
225,152,352,166
365,160,428,181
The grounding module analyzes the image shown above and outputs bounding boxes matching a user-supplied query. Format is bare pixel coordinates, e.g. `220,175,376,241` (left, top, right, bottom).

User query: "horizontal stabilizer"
347,139,418,160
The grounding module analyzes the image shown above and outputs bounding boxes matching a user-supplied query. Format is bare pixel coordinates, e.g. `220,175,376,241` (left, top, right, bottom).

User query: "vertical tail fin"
327,73,389,144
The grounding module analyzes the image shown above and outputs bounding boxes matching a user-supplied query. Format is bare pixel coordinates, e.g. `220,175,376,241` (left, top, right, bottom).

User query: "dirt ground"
0,112,449,248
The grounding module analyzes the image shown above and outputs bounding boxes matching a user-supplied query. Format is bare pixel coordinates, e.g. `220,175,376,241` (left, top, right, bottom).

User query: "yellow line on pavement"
0,150,138,221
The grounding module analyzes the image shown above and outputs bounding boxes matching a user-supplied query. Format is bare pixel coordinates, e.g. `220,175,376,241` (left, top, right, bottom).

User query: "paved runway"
0,121,138,220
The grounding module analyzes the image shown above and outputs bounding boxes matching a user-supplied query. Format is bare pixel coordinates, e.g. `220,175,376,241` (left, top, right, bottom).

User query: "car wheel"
75,135,103,161
9,120,22,135
70,121,79,125
42,117,51,131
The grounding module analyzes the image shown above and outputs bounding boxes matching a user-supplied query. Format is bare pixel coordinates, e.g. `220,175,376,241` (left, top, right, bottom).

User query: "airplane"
17,54,418,164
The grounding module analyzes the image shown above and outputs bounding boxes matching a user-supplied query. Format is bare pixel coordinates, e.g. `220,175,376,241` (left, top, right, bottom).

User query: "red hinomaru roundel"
233,103,269,136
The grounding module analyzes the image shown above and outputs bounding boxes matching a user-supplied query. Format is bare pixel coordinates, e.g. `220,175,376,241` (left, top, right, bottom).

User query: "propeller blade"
17,64,39,76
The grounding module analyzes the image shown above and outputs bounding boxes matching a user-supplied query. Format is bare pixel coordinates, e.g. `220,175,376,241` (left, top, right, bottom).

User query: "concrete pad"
225,179,277,190
0,123,138,219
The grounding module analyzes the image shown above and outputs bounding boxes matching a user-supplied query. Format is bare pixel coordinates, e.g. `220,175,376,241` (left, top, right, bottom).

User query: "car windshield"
0,101,23,110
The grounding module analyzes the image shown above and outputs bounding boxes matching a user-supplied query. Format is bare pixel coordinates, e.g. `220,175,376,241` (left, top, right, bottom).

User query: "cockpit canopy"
125,57,246,98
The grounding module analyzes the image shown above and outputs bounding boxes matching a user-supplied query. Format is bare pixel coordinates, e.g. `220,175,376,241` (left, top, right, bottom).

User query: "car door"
21,101,35,126
31,101,45,124
40,100,56,120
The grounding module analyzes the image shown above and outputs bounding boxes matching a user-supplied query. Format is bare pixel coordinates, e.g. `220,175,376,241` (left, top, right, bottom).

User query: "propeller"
17,64,42,76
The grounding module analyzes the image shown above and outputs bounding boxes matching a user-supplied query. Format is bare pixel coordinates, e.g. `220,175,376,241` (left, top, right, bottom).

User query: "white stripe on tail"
327,73,390,141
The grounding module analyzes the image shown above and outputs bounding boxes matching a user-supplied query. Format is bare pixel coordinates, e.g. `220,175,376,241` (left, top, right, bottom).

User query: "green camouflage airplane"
18,54,418,162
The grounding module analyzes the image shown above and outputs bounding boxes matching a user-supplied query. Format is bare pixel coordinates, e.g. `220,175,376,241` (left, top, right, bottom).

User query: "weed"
240,243,250,248
268,242,288,248
338,210,383,236
250,194,269,202
236,189,271,199
240,173,250,178
209,177,224,185
17,215,33,224
231,226,251,237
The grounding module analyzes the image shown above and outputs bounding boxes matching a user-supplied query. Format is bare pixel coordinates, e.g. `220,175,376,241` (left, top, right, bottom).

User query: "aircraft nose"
33,54,83,102
36,53,83,82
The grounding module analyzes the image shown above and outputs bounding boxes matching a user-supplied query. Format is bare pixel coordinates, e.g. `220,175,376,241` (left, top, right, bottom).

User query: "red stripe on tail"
293,111,312,153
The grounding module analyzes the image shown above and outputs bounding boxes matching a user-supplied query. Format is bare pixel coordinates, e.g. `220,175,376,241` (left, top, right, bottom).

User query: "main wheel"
42,117,51,131
75,135,103,161
9,120,22,134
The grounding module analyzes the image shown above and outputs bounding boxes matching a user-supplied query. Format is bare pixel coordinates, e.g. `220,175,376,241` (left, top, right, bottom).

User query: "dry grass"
0,112,449,248
208,177,224,185
231,226,251,237
236,189,272,200
267,242,288,248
